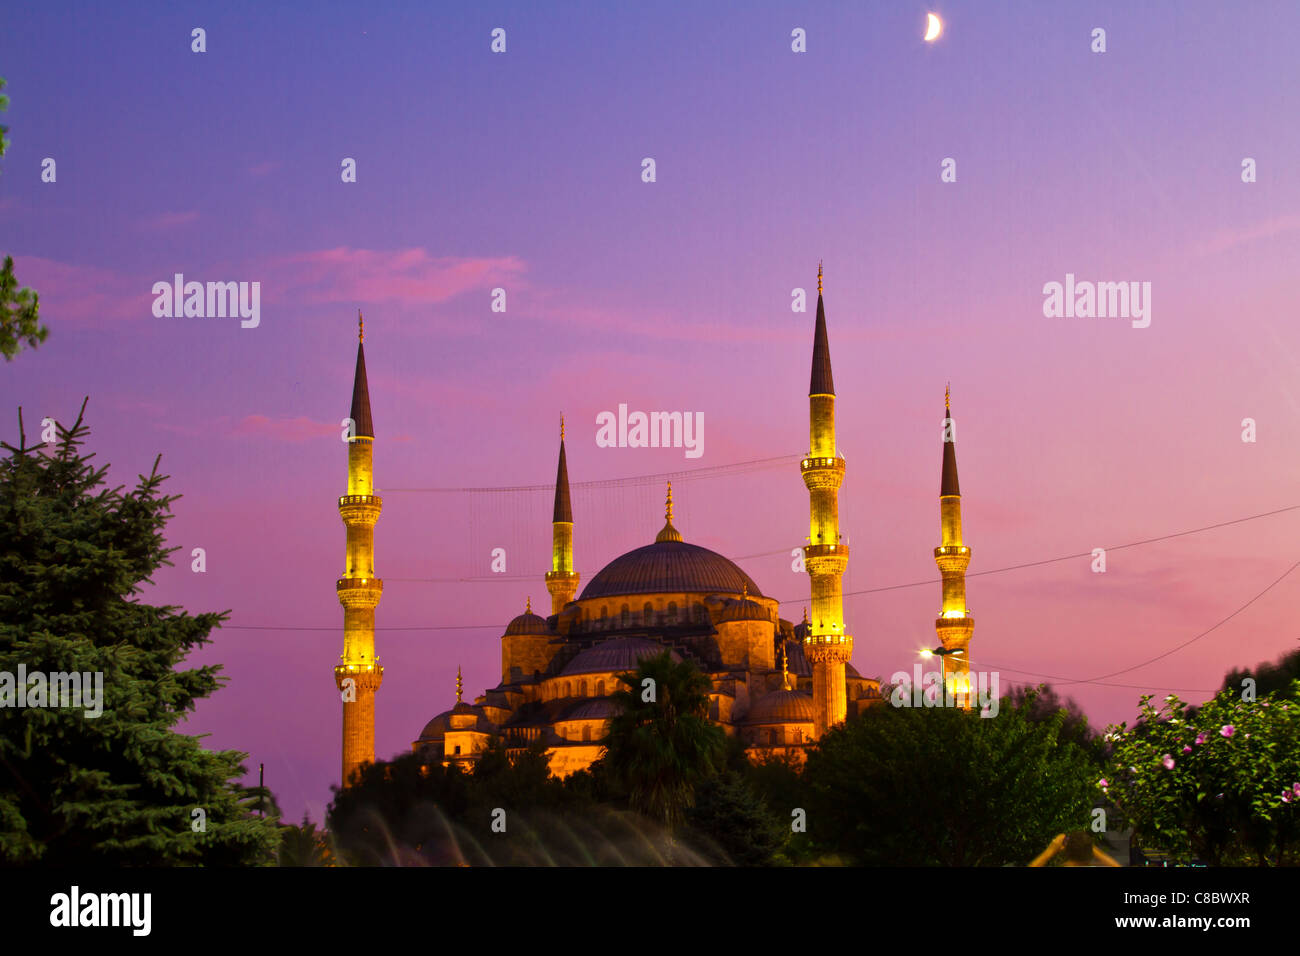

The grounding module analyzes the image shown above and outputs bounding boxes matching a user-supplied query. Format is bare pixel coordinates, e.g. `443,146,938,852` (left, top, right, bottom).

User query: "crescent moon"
924,13,942,42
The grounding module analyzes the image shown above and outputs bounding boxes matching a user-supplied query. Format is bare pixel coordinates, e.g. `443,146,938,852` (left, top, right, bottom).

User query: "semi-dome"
561,637,680,676
561,698,620,720
746,689,814,724
580,539,762,600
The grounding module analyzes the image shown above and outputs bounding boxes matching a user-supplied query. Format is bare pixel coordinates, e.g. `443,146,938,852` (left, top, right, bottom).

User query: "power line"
383,454,798,493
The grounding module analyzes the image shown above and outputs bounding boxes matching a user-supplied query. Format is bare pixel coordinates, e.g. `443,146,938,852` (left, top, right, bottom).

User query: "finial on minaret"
560,413,565,442
782,643,792,690
456,665,463,703
817,262,823,296
945,382,950,411
358,309,364,343
655,480,683,542
742,583,748,601
526,596,532,614
803,606,810,625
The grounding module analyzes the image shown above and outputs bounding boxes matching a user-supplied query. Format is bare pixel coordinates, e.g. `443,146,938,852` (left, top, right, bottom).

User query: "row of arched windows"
580,600,712,630
546,678,607,700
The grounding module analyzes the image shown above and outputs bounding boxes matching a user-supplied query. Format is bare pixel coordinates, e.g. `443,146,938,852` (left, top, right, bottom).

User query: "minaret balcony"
337,576,383,608
800,455,846,490
935,615,974,640
934,546,971,574
334,662,384,692
804,543,849,575
339,494,383,523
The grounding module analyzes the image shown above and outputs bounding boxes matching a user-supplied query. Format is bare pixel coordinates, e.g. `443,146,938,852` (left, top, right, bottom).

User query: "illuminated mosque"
331,268,976,783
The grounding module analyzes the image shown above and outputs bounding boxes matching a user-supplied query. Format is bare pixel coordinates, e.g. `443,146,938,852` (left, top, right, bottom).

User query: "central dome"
580,539,762,600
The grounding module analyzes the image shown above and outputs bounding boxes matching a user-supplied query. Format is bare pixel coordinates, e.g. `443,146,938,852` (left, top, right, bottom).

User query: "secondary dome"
580,540,762,600
747,689,814,724
561,637,680,676
505,610,549,636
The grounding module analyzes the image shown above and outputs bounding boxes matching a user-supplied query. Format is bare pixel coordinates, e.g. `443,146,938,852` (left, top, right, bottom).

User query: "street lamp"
919,646,965,689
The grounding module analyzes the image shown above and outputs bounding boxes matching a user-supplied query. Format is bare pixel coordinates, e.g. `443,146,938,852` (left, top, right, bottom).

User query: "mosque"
331,268,976,784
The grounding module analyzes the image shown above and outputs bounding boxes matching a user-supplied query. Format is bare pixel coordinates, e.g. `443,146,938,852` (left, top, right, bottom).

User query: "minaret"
545,415,580,615
935,385,974,708
335,311,384,785
801,264,852,738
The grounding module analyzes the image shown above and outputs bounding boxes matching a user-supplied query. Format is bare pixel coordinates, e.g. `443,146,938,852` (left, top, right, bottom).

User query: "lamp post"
919,646,965,696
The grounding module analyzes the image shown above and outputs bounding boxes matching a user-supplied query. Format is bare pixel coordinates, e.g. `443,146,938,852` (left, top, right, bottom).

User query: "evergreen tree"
686,771,788,866
0,400,281,864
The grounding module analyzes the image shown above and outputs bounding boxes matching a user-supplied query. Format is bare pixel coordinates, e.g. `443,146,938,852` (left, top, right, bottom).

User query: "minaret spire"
545,416,580,614
935,387,974,709
656,480,682,542
801,264,852,739
335,315,384,786
456,665,463,703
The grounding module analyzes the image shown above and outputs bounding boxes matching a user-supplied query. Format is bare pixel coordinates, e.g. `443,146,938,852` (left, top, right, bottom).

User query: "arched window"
582,725,591,742
621,605,630,627
600,605,608,622
667,601,678,623
644,602,654,625
793,728,803,744
579,680,587,697
563,681,570,697
595,680,605,696
767,729,778,747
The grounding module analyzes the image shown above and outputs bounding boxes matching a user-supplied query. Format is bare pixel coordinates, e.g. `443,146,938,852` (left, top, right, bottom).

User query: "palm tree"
602,650,726,830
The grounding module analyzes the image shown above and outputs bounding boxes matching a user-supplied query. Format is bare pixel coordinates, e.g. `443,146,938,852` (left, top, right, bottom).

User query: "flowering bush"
1102,681,1300,865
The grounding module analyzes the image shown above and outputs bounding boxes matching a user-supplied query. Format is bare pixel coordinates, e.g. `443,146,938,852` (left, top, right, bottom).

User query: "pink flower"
1182,745,1192,753
1162,755,1176,770
1292,783,1300,796
1284,793,1292,803
1195,732,1207,744
1220,725,1235,738
1099,778,1109,788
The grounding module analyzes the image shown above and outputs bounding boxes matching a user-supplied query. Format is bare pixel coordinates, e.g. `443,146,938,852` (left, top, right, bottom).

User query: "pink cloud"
230,415,341,442
139,210,200,231
266,248,526,307
9,256,147,324
1192,214,1300,257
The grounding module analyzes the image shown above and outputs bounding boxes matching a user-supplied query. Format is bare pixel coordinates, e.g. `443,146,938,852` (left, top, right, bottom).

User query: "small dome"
505,598,550,635
747,689,814,725
719,595,769,623
416,710,453,741
561,637,680,676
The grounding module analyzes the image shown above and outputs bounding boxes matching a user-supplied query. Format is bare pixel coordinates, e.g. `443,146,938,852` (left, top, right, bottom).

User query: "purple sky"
4,2,1300,822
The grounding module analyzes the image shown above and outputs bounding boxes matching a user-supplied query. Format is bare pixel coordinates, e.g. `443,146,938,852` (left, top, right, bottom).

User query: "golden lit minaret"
335,311,384,785
801,264,852,738
545,415,580,615
935,386,974,709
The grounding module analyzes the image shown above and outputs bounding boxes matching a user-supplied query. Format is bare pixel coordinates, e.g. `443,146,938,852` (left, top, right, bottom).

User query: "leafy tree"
0,401,281,864
1103,684,1300,865
1221,648,1300,701
598,650,726,830
685,771,787,866
0,79,48,362
1007,682,1106,764
278,814,334,867
803,698,1096,865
